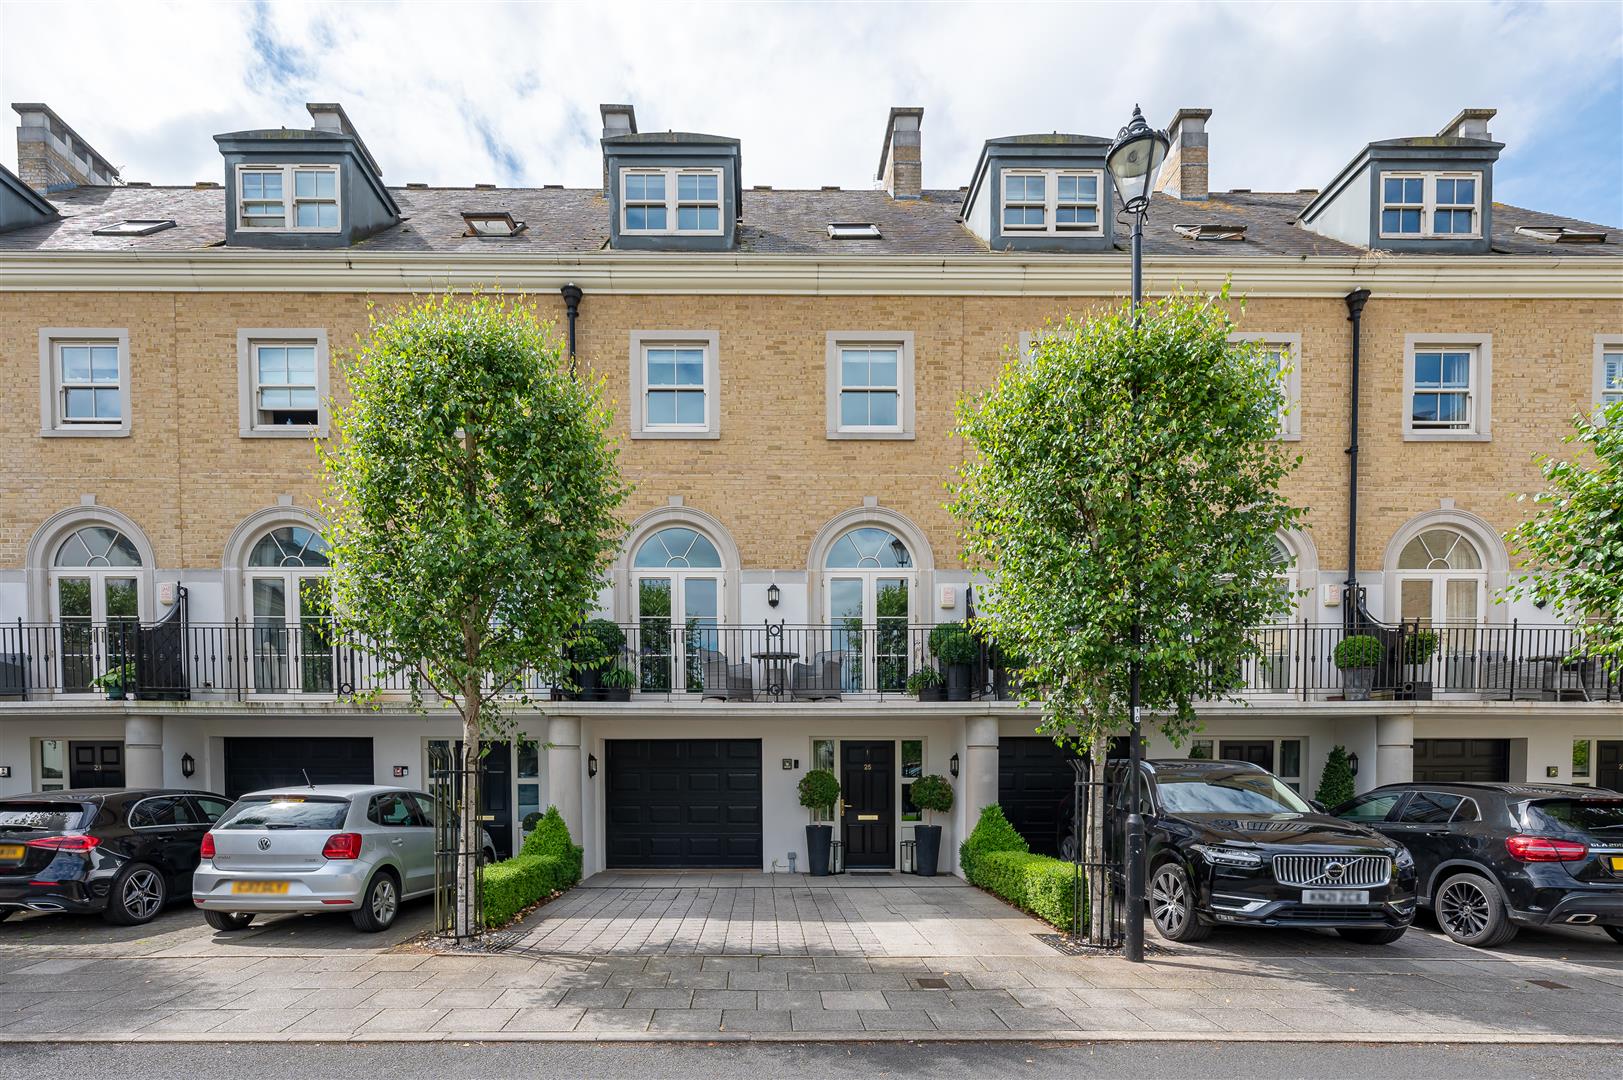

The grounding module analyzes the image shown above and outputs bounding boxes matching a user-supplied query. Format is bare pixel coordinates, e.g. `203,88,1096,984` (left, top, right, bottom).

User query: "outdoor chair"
790,650,845,701
699,647,754,702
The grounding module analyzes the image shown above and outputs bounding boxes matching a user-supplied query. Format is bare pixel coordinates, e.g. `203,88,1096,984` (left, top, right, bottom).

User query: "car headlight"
1394,847,1415,870
1191,844,1263,869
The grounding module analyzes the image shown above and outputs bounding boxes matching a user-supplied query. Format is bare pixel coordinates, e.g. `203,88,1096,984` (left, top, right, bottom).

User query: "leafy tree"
1505,399,1623,662
320,295,627,937
1315,745,1357,808
950,291,1303,758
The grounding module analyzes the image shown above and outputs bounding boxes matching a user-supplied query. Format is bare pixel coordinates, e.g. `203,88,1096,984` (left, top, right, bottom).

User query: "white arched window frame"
48,524,144,694
630,525,725,693
222,507,336,696
819,524,919,694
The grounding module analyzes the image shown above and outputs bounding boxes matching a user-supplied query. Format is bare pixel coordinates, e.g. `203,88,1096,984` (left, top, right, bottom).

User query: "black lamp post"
1105,104,1169,965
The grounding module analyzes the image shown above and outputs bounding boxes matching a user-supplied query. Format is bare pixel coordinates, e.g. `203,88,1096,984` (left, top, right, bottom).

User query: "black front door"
1219,741,1275,771
443,740,515,860
1598,741,1623,794
841,741,894,868
69,741,123,788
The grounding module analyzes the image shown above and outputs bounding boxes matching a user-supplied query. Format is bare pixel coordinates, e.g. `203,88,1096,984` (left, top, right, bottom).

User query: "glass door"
52,574,139,693
247,573,334,693
826,574,911,693
634,573,719,692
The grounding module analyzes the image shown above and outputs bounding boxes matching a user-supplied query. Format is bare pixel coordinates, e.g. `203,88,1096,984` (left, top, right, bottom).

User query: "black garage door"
605,739,761,868
1414,739,1510,783
998,737,1083,856
223,737,374,797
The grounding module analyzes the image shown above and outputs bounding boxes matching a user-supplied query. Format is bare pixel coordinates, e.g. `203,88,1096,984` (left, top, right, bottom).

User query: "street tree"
320,295,627,936
1505,398,1623,661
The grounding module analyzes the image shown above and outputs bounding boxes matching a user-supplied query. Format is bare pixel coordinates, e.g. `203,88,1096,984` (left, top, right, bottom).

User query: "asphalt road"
0,1040,1611,1079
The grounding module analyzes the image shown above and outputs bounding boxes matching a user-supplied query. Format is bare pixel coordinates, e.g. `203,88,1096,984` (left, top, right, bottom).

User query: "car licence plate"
1303,889,1368,905
0,844,23,862
231,881,289,895
1611,856,1623,873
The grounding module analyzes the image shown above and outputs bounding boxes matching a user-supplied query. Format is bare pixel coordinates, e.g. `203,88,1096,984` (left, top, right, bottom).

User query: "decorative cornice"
0,251,1618,298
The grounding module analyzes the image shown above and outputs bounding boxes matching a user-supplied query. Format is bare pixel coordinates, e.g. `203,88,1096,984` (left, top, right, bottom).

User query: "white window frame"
237,329,331,438
1230,332,1302,441
235,164,342,234
999,168,1103,236
628,331,720,439
618,167,724,237
38,328,131,438
826,331,916,441
1378,171,1482,240
1595,334,1623,417
1403,334,1492,442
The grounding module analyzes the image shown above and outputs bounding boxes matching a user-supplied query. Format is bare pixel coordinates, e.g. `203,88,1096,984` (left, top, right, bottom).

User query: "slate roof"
0,181,1617,257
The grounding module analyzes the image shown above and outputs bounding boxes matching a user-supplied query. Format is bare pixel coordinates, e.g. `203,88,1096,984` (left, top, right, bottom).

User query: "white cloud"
1,0,1618,220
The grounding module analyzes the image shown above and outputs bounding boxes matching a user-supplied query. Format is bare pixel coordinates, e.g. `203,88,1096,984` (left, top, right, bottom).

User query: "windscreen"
0,802,88,832
213,796,350,831
1524,800,1623,838
1156,772,1314,815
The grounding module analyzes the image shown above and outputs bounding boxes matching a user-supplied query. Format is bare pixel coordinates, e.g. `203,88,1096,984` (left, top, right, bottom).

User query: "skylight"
827,222,881,239
1173,222,1246,241
462,211,525,237
1514,225,1607,245
92,219,176,237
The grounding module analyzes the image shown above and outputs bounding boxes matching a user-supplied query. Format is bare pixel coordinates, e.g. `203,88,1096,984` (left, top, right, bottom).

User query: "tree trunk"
1085,750,1110,944
455,697,480,940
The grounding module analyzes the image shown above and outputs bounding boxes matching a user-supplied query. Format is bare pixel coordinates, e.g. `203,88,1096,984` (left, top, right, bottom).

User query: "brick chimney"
876,107,923,200
1154,107,1212,202
1437,108,1495,140
12,103,119,192
600,103,637,193
306,101,382,176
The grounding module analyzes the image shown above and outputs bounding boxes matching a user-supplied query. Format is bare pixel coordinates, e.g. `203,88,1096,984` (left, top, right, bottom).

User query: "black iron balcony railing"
0,619,1616,704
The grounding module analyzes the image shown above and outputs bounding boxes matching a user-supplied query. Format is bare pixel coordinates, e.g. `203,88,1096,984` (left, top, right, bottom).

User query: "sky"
1,0,1620,225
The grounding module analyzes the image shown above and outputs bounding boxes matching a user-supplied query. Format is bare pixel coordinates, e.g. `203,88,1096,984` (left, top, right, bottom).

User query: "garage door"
223,737,374,797
605,739,761,868
1413,739,1509,783
998,737,1082,857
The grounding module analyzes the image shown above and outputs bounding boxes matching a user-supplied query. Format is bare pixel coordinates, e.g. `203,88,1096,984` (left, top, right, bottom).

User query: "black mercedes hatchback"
0,789,231,926
1332,782,1623,948
1112,760,1417,945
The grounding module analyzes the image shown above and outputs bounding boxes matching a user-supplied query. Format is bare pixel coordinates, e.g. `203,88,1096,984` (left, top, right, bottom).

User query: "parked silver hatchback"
192,785,437,933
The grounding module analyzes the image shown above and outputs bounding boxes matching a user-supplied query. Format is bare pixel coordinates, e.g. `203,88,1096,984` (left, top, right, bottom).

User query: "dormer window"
462,211,524,237
1001,169,1102,234
236,164,341,232
92,219,176,237
620,167,722,235
1380,172,1479,239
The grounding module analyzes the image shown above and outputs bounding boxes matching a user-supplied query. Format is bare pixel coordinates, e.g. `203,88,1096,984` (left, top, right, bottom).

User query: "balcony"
0,620,1616,705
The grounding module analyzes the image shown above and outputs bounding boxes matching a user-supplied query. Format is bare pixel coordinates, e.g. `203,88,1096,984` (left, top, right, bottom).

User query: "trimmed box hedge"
481,806,583,927
971,850,1082,930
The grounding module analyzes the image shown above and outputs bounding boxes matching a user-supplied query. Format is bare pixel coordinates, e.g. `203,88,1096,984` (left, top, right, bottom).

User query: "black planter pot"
602,687,631,702
914,824,942,877
992,667,1011,700
945,663,972,701
916,685,946,702
806,824,834,877
575,667,604,701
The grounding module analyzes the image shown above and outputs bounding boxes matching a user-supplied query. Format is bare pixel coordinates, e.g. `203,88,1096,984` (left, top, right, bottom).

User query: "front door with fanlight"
822,527,915,694
245,526,334,694
50,526,143,694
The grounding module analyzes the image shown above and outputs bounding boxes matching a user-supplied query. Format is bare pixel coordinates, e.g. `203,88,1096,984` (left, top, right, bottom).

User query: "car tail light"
321,833,363,860
24,835,99,852
200,833,215,859
1506,834,1589,862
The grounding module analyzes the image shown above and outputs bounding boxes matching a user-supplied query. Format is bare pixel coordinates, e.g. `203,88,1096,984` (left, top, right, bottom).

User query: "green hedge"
958,803,1028,879
972,850,1082,931
481,806,584,927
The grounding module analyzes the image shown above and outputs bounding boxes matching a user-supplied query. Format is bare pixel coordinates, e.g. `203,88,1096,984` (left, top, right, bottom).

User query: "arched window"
1395,527,1485,626
51,527,143,693
823,527,915,692
245,526,333,694
632,526,724,692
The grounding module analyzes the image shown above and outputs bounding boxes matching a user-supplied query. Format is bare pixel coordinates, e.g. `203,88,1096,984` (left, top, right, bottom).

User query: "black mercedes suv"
1111,760,1417,945
0,788,231,925
1332,782,1623,948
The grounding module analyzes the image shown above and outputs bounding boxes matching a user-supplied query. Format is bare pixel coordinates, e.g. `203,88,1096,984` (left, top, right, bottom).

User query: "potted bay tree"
909,773,954,876
799,768,840,876
1334,634,1383,702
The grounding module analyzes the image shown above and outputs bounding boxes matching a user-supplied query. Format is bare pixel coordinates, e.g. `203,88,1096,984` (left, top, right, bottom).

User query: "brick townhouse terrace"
0,97,1619,875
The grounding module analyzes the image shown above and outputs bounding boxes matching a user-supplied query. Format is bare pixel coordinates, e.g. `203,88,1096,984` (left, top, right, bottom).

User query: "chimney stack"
306,102,382,176
11,103,119,193
877,107,923,200
600,103,638,193
1437,108,1495,140
1155,107,1212,202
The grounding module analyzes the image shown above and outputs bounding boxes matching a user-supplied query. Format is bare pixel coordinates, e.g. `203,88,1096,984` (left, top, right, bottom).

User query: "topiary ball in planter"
929,622,979,701
798,769,841,876
908,774,955,876
1334,634,1384,701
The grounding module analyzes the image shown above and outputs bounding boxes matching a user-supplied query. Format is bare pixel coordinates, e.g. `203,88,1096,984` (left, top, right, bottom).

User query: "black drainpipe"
1343,288,1371,629
560,282,583,375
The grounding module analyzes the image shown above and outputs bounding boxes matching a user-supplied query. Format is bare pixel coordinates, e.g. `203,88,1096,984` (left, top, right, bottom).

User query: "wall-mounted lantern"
949,753,960,779
767,583,781,609
180,753,195,779
1347,752,1359,777
588,753,599,779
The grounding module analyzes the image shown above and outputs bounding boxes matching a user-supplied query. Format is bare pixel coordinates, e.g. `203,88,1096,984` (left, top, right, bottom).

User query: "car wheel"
1058,831,1078,863
1149,861,1212,943
351,870,400,933
1603,926,1623,945
1336,926,1408,945
103,863,167,926
1434,872,1518,948
204,910,255,932
482,846,496,866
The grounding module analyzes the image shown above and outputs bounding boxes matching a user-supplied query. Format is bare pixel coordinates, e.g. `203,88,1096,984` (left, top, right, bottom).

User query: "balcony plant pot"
1333,634,1384,703
913,824,942,877
574,666,604,701
1341,666,1376,701
906,666,946,702
805,823,834,877
930,622,978,702
600,667,636,703
908,774,954,877
944,664,973,701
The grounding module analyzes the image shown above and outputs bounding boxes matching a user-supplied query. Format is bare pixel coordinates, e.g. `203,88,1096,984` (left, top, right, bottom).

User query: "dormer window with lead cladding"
621,168,723,234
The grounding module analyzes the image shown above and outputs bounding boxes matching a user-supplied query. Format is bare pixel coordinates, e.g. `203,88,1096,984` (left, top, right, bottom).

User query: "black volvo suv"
1333,782,1623,948
1113,760,1417,945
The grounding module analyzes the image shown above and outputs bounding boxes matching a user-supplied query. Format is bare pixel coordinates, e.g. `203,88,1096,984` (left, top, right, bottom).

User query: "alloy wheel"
1438,879,1491,939
121,869,163,921
1150,866,1189,933
372,877,398,925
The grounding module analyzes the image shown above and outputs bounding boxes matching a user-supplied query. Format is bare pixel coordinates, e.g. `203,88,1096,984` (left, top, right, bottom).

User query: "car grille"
1288,906,1387,921
1271,854,1389,888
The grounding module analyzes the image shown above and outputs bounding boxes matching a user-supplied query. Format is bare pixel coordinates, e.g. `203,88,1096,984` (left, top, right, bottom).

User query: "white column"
547,715,584,847
964,714,999,819
1375,713,1414,786
124,713,163,789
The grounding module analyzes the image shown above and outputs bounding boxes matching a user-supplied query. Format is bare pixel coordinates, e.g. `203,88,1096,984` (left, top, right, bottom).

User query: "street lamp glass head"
1107,105,1170,213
